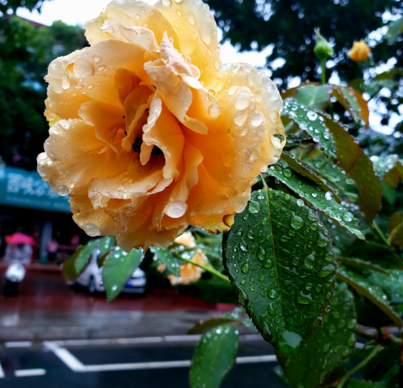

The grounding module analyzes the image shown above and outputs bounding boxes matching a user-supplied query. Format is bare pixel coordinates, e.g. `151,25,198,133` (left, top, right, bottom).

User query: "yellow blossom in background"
347,40,371,62
168,232,208,286
37,0,285,251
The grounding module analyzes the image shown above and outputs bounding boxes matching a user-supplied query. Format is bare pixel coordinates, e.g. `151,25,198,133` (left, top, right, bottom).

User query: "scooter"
3,262,26,296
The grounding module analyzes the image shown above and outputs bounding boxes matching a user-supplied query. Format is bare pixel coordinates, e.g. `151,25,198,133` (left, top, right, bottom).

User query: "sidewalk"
0,271,241,341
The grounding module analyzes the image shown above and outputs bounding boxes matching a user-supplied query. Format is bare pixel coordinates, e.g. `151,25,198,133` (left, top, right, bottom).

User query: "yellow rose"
347,40,371,62
37,0,285,251
169,231,208,285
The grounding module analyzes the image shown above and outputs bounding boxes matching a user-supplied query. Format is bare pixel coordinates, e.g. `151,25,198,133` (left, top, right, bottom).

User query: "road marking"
0,362,5,378
84,360,192,372
236,355,277,364
50,334,262,348
45,341,277,373
43,342,85,372
15,369,46,377
5,341,32,348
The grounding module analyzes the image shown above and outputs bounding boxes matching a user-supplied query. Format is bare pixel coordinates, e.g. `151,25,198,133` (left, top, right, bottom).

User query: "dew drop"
297,291,312,305
268,289,278,299
62,77,70,90
57,185,69,196
297,199,304,207
241,263,250,274
258,247,265,261
318,264,336,278
291,215,304,230
251,115,264,127
165,201,187,218
342,212,354,222
84,223,101,237
249,199,261,214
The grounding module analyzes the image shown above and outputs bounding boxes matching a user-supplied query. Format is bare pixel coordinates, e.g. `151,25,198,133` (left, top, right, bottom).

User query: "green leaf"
75,239,99,274
332,85,369,128
346,241,403,270
98,236,115,256
273,365,293,387
364,343,401,383
304,152,359,202
278,288,357,388
221,307,258,332
373,155,403,187
386,16,403,43
281,152,340,200
367,269,403,304
188,318,241,335
294,84,332,111
150,247,183,277
388,212,403,247
223,188,337,357
355,294,394,328
381,182,396,206
102,247,143,302
283,99,337,160
337,264,402,329
267,163,365,240
338,257,389,275
321,116,381,222
189,326,239,388
362,80,399,97
63,245,87,282
345,379,386,388
283,134,313,150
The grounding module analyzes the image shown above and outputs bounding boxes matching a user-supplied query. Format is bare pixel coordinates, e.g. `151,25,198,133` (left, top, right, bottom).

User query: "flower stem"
179,256,231,283
321,59,327,85
337,344,382,388
373,220,389,246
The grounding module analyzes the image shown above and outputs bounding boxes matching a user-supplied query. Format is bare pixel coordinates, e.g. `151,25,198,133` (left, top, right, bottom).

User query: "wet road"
0,335,284,388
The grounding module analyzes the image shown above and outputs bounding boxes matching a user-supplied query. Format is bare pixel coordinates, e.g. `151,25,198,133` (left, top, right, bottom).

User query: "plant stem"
321,59,327,85
179,256,231,283
337,344,382,388
373,220,389,246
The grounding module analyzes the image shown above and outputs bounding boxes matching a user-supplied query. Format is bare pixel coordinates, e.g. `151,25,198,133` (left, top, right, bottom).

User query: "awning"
0,166,71,213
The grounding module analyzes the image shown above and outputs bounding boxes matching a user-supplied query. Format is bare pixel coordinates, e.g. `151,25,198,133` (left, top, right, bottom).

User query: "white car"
74,249,146,295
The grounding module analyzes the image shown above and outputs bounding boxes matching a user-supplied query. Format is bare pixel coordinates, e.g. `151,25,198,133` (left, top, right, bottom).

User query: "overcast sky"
16,0,273,68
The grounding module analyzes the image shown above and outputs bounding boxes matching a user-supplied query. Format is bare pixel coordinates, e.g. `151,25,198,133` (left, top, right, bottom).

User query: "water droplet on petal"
165,201,187,218
84,223,101,237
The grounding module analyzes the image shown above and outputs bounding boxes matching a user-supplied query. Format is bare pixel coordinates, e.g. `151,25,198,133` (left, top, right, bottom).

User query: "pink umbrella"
5,232,36,246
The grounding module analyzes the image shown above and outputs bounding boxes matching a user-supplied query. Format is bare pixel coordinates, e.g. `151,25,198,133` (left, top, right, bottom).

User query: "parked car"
72,248,146,295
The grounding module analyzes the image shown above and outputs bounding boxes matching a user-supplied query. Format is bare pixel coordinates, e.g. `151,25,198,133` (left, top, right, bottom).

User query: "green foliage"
223,188,337,357
267,161,365,240
337,264,402,328
102,247,143,302
294,84,332,111
188,318,241,335
150,247,183,277
189,326,239,388
277,288,357,388
0,15,87,169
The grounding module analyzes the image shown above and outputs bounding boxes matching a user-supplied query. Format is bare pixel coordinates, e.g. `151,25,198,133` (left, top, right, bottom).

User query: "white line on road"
5,341,32,348
236,355,277,364
15,369,46,377
50,334,262,348
0,362,5,378
45,340,278,373
43,342,85,372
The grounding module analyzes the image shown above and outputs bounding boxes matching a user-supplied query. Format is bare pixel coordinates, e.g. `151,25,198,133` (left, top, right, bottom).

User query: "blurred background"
0,0,402,386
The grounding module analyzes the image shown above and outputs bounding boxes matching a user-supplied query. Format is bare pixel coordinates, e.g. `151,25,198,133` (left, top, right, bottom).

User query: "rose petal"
145,61,207,134
156,0,221,88
215,63,286,166
86,0,179,46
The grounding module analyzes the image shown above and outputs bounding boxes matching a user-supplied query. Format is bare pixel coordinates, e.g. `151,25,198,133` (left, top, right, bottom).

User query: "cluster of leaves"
0,7,87,169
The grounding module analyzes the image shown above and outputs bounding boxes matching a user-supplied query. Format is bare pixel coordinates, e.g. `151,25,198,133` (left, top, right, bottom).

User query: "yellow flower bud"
347,40,371,62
